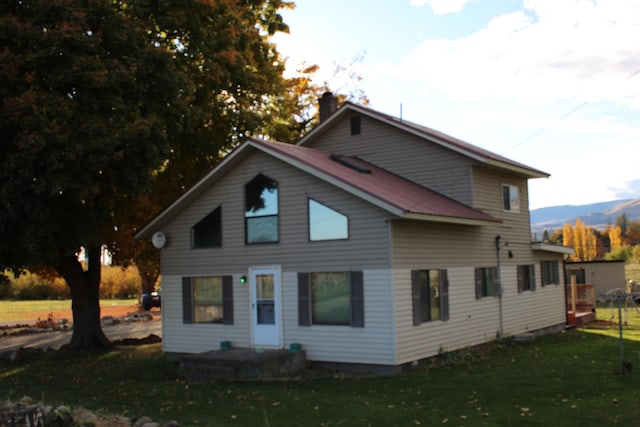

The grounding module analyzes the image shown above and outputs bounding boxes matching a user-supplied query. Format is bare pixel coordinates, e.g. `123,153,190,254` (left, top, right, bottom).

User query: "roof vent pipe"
318,92,338,123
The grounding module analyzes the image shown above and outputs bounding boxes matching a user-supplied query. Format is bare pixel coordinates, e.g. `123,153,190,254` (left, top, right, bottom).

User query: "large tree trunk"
56,245,112,350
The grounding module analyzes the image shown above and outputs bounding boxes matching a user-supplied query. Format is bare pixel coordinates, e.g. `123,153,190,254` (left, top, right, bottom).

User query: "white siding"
393,265,566,365
282,270,396,365
161,274,251,354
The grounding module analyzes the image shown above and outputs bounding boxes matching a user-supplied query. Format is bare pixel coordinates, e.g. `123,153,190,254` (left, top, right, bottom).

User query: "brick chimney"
318,92,338,122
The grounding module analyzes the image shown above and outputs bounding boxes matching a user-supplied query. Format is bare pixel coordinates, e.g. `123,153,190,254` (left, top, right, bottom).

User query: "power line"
509,68,640,151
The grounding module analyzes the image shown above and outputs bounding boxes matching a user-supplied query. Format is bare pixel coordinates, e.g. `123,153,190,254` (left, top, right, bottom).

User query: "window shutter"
411,270,423,325
350,271,365,327
529,266,536,292
474,268,483,299
222,275,234,325
440,270,450,321
298,273,311,326
182,277,193,324
517,265,523,293
491,267,499,296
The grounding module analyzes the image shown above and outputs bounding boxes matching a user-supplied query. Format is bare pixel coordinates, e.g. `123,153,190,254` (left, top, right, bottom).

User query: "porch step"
575,311,596,326
181,348,307,383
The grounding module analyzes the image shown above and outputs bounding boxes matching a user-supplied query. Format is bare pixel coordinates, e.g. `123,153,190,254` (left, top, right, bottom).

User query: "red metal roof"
298,102,549,179
249,138,499,225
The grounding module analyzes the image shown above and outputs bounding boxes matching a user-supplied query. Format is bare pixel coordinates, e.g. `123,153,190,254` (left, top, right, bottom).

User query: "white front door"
250,266,282,347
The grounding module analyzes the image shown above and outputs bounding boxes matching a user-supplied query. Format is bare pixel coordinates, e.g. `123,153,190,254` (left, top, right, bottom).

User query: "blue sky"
271,0,640,210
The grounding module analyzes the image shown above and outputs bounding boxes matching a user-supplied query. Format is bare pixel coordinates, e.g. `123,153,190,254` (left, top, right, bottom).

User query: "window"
475,267,498,298
182,276,233,324
297,271,364,327
191,206,222,248
502,184,520,212
245,174,278,244
540,260,560,286
567,268,585,284
411,269,449,325
517,264,536,292
350,116,361,135
308,199,349,241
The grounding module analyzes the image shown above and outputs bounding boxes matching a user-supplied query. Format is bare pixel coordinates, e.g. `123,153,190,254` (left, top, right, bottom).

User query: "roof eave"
531,242,575,254
484,159,550,179
402,212,500,226
135,141,253,240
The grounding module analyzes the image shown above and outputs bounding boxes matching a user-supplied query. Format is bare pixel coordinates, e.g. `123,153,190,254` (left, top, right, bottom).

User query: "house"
136,95,573,370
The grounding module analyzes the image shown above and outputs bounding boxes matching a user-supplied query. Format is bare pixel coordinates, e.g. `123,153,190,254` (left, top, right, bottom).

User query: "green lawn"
0,299,136,322
3,313,640,426
627,263,640,282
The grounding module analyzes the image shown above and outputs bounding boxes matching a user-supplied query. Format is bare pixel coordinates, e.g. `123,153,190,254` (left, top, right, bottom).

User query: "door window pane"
256,274,275,324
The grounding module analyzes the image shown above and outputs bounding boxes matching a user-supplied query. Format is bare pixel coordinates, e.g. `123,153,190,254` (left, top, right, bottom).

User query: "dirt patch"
6,304,160,326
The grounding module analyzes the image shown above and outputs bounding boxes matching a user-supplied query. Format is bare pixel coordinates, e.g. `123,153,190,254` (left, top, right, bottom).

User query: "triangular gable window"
192,206,222,248
308,199,349,241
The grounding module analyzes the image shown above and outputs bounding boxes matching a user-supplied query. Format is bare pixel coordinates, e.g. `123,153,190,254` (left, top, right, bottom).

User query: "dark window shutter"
475,268,483,299
350,271,364,327
529,266,536,292
298,273,311,326
411,270,423,325
350,116,361,135
517,265,523,293
440,269,450,321
222,275,234,325
182,277,193,324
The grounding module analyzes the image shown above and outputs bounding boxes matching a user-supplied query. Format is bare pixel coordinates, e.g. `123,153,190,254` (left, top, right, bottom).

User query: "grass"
627,263,640,282
3,314,640,426
0,299,137,322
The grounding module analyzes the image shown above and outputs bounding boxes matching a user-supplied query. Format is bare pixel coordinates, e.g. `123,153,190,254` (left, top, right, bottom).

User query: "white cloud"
409,0,473,15
394,1,640,106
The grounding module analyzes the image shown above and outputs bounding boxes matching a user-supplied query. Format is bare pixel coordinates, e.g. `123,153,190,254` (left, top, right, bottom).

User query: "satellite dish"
152,231,166,249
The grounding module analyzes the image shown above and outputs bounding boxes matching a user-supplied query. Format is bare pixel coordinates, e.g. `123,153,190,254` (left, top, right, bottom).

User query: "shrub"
100,266,141,299
8,270,70,300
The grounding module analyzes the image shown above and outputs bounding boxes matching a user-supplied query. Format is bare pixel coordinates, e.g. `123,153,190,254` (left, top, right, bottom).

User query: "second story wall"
160,150,394,276
305,115,476,206
472,165,533,247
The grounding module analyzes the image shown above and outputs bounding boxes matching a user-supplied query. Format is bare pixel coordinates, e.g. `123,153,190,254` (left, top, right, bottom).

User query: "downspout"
495,236,504,337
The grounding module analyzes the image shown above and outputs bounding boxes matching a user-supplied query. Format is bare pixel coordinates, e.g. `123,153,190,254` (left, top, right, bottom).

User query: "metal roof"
298,102,550,179
136,137,500,239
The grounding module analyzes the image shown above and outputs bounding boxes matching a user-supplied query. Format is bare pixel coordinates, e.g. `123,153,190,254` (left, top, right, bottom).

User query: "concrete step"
181,348,306,382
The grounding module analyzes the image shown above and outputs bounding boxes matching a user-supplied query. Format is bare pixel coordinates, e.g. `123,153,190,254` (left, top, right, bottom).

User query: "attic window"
350,116,361,135
245,174,279,244
329,154,371,174
192,206,222,248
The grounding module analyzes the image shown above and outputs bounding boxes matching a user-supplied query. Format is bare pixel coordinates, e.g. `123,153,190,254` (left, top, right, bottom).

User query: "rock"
73,407,98,425
141,422,160,427
163,421,180,427
133,416,153,427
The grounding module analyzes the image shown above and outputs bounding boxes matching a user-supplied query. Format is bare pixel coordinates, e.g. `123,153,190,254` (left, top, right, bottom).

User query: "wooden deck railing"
566,282,596,312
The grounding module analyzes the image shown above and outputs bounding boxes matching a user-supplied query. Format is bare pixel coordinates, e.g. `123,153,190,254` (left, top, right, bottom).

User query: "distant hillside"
530,198,640,235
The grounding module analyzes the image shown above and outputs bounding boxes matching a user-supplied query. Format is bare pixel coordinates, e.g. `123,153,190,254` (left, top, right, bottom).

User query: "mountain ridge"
530,198,640,235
